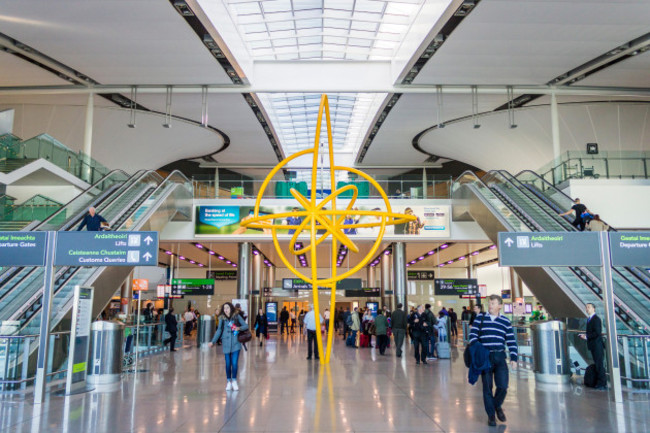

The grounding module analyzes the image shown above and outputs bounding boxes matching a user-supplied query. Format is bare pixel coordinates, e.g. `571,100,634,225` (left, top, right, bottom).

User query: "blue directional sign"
0,231,48,266
498,232,602,267
609,232,650,267
55,231,159,266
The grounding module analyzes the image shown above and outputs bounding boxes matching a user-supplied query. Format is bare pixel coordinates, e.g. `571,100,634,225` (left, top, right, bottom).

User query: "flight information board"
434,278,479,296
171,278,215,296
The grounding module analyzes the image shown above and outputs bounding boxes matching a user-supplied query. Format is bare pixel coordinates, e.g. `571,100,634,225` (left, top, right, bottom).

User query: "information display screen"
266,302,278,324
434,278,479,296
503,303,513,314
171,279,215,296
366,302,379,318
345,287,380,297
206,270,237,280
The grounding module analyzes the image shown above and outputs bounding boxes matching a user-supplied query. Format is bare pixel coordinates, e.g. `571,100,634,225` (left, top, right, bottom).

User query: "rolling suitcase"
360,333,370,348
436,341,451,359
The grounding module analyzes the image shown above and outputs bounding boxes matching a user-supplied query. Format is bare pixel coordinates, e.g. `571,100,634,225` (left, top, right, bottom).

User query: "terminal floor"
1,333,648,433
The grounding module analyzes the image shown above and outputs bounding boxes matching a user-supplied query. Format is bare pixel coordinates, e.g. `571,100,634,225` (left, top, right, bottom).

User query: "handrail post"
622,336,632,388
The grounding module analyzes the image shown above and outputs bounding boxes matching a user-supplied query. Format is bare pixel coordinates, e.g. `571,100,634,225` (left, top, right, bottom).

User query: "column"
392,242,407,311
267,266,276,290
120,272,133,317
83,93,94,182
509,268,523,300
250,252,263,321
237,242,252,322
366,265,376,289
380,254,391,308
467,255,478,308
551,92,561,161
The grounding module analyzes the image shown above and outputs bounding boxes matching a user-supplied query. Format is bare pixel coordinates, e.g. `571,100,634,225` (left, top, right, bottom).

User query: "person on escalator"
77,207,107,231
558,198,590,231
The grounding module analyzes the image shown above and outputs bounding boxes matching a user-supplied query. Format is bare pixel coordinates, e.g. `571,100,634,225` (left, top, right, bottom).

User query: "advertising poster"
366,302,379,318
266,302,278,324
195,204,450,238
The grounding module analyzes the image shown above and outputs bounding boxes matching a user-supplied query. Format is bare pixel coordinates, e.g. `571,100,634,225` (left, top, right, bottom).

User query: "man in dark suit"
581,303,606,390
163,308,178,352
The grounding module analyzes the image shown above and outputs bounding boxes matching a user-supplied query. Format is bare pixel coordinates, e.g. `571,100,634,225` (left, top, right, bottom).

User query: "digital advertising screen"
366,302,379,318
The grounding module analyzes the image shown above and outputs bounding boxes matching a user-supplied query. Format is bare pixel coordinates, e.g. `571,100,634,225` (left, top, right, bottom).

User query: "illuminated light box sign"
195,204,450,238
282,278,362,291
55,231,159,266
434,278,479,296
408,270,435,280
171,278,215,296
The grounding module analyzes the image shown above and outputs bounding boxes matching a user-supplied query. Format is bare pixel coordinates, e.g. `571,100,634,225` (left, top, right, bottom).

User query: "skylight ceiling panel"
267,20,296,31
323,35,348,45
350,21,379,32
298,35,323,45
249,39,273,48
237,13,265,24
242,22,268,33
261,0,293,13
348,29,376,39
269,29,298,39
381,13,412,25
376,31,401,41
251,47,275,56
265,11,295,21
322,43,347,53
355,0,386,14
293,0,324,11
323,18,351,29
352,11,382,22
384,2,420,16
274,46,299,54
378,22,408,34
230,1,262,15
295,9,322,19
296,27,323,36
295,18,323,30
322,27,349,36
273,37,299,47
348,38,374,48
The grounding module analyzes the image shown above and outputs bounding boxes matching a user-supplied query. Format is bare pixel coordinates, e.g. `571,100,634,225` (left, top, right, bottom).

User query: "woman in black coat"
254,308,268,346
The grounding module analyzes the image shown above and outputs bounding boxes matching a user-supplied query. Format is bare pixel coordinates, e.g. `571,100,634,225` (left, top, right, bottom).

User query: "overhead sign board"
609,232,650,267
171,278,215,296
345,287,380,297
55,231,159,266
498,232,601,267
434,278,478,296
408,270,435,281
132,279,148,291
282,277,361,291
206,270,237,280
0,231,47,266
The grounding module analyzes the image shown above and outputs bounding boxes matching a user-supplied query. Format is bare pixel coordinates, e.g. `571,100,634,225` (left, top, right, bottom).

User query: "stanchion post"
34,231,56,404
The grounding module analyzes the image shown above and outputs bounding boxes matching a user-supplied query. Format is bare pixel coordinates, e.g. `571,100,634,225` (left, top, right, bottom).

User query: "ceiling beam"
1,84,649,97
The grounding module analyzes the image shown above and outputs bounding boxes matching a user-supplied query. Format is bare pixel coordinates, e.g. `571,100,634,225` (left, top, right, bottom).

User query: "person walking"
391,303,408,357
183,307,196,336
424,304,438,360
298,309,306,335
350,307,361,347
324,308,330,331
304,305,323,360
374,310,389,355
408,305,431,365
559,198,591,231
342,307,352,340
209,302,248,391
290,310,297,333
254,308,268,346
279,307,289,335
449,307,458,337
469,304,481,326
163,308,178,352
77,206,107,231
580,303,607,390
468,295,518,426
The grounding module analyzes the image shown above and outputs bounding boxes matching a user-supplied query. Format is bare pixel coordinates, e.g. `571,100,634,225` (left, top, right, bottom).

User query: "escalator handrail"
32,169,132,230
513,169,615,230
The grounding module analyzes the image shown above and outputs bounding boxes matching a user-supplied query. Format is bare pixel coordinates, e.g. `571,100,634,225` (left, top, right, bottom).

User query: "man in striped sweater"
468,294,518,427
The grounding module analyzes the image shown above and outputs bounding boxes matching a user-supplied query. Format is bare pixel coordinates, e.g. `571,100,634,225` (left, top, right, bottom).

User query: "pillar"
392,242,407,311
380,253,391,309
237,242,252,321
250,252,263,320
120,273,133,317
367,265,376,289
267,266,276,289
467,256,478,309
83,93,94,182
551,92,561,161
509,268,524,300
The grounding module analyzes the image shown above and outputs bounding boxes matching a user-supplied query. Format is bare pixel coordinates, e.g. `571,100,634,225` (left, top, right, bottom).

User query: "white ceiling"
0,0,233,84
413,0,650,85
0,0,648,173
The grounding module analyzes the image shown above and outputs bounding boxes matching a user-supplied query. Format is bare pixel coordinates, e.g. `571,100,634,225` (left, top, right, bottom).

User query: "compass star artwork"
242,94,415,363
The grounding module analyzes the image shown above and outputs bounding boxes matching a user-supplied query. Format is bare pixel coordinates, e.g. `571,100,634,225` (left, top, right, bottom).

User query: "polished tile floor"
1,332,648,432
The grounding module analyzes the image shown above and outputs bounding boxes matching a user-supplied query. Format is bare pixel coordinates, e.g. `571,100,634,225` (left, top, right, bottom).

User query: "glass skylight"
224,0,426,61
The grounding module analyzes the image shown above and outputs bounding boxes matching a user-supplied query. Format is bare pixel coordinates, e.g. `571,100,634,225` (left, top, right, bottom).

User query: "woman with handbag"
209,302,249,391
254,308,268,346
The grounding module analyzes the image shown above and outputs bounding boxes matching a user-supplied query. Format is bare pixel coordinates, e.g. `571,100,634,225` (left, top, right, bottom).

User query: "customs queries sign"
55,231,159,266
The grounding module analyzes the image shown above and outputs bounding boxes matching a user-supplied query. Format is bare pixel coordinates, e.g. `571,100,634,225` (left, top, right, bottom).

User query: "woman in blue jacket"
209,302,248,391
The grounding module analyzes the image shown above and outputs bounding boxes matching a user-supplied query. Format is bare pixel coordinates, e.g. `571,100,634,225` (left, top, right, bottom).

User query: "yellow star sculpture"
242,94,415,364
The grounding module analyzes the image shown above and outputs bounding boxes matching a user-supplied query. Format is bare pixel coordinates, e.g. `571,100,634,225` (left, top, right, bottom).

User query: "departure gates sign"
55,231,159,266
0,232,47,266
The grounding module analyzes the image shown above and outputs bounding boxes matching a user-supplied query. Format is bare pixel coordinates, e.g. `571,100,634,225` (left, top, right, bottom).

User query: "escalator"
0,170,192,338
453,170,650,336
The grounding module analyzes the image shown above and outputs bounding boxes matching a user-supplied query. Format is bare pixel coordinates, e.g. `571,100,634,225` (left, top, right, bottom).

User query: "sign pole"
598,232,623,403
134,295,142,371
34,231,56,404
64,286,94,395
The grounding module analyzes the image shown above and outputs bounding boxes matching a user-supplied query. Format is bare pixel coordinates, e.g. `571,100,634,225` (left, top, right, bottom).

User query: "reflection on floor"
1,332,648,432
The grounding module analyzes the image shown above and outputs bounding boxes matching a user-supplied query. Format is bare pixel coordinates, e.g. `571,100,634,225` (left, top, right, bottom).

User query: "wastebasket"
197,315,215,348
88,321,124,385
531,320,571,384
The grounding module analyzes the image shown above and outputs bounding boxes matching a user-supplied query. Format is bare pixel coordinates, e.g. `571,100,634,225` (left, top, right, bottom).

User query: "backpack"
584,364,597,388
345,314,353,327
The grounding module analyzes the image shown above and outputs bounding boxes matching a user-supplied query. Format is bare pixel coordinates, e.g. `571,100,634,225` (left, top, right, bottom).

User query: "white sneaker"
226,380,232,391
231,380,239,391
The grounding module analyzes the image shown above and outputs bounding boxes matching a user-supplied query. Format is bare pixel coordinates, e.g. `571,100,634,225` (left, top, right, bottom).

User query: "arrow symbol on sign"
143,252,152,262
504,238,514,247
144,236,154,245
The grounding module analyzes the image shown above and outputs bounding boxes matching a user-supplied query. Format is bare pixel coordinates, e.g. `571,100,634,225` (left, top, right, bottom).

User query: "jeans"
224,350,240,380
481,351,509,419
377,334,388,354
427,334,437,358
392,329,405,356
307,330,319,358
413,335,427,363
